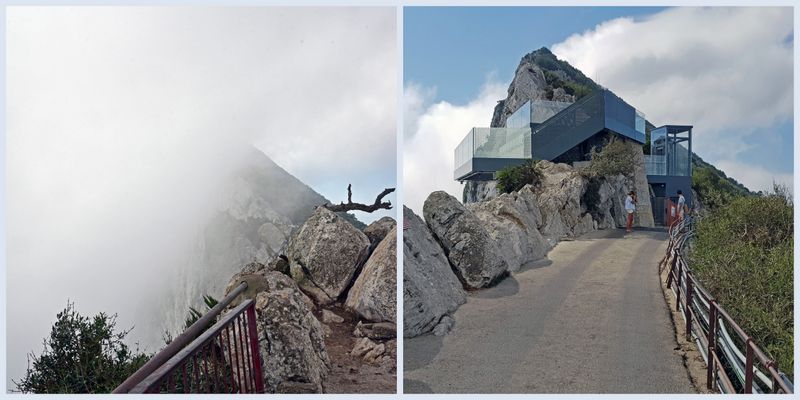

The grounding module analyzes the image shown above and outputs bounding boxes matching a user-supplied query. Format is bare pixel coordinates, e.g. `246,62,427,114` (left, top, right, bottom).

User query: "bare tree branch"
324,185,395,213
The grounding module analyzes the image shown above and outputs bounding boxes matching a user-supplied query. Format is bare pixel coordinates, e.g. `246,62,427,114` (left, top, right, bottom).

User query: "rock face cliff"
165,147,364,339
490,47,600,128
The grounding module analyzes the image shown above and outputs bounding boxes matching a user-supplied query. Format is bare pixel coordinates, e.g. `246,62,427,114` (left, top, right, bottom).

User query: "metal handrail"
114,281,263,393
661,218,793,394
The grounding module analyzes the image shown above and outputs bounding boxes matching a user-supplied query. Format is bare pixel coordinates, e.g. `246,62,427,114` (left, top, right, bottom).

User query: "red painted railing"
113,282,264,393
661,218,793,394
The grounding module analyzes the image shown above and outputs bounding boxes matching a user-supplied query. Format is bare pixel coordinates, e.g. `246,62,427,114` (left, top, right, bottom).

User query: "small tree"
14,302,150,393
583,136,635,178
496,160,541,194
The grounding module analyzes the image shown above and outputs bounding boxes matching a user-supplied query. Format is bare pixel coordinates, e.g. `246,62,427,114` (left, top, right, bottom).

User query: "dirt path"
404,229,696,394
318,306,396,394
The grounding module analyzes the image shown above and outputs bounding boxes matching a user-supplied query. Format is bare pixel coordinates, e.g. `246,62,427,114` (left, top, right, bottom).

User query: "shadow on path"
472,275,519,299
404,379,433,393
403,333,443,371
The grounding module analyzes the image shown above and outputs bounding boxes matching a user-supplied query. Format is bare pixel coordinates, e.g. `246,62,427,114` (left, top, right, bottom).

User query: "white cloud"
403,79,507,215
714,160,794,194
552,7,793,187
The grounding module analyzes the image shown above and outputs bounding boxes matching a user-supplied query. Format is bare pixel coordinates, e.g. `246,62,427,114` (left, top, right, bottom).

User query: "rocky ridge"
218,207,397,393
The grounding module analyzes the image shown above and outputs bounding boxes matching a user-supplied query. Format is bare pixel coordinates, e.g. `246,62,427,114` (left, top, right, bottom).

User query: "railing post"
246,302,265,394
685,277,693,341
676,258,683,312
666,250,677,288
706,301,717,390
744,340,754,393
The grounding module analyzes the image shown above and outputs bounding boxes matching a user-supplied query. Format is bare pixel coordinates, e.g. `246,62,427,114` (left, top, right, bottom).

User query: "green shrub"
689,193,793,376
692,165,751,209
496,160,540,194
15,302,150,393
583,136,635,178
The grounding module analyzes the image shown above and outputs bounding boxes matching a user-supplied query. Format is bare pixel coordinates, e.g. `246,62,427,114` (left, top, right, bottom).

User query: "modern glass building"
454,89,647,180
453,88,693,225
644,125,693,225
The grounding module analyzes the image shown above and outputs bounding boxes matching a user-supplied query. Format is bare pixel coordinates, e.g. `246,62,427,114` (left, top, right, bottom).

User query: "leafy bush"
689,193,793,376
583,136,635,178
496,160,540,194
542,70,594,100
14,302,150,393
692,164,752,209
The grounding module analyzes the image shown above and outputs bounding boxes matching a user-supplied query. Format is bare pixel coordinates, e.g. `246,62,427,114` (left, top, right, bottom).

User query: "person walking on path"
677,190,687,221
625,190,637,233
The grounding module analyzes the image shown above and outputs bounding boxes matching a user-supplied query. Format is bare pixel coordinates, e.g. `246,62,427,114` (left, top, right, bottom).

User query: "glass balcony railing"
645,155,667,175
645,142,691,177
454,127,532,173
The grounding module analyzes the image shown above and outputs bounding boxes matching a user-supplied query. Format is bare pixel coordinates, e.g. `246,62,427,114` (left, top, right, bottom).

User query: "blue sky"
403,7,793,212
405,7,666,104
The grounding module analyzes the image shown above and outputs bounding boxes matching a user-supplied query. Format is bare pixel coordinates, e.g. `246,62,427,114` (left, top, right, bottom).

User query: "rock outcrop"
490,47,599,128
286,207,371,304
534,161,595,247
345,226,397,323
467,186,547,272
402,206,466,337
463,180,499,204
363,217,396,253
222,269,330,393
166,147,365,337
423,191,508,288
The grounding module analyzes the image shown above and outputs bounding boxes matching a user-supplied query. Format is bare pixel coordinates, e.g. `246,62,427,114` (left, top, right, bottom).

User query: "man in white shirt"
625,190,637,233
677,190,686,221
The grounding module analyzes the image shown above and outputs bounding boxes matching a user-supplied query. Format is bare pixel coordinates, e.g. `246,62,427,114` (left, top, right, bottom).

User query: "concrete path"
404,229,695,394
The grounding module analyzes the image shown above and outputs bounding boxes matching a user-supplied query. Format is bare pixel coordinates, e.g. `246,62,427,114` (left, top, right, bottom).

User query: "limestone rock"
463,180,499,204
433,315,455,336
467,185,547,272
321,309,344,324
286,207,370,304
402,206,466,337
351,337,386,364
345,226,397,323
423,191,508,288
353,321,396,340
534,161,595,247
222,270,329,393
363,217,396,253
276,381,319,394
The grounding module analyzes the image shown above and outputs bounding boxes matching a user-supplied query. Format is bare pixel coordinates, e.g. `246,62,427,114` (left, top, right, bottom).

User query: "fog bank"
6,6,396,388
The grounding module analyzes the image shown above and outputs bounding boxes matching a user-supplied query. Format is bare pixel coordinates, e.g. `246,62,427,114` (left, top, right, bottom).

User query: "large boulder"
467,185,547,272
286,207,370,304
363,217,396,253
345,226,397,323
222,270,330,393
403,206,466,337
423,191,507,288
534,161,595,247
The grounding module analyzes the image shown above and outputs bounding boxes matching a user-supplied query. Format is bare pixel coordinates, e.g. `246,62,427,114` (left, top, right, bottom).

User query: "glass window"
506,101,531,129
635,110,646,135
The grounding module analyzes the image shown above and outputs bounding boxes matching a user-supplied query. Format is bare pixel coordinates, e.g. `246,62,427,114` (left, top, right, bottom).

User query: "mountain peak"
490,48,600,127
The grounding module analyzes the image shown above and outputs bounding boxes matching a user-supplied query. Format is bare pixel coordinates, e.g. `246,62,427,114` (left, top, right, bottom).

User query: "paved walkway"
404,229,695,394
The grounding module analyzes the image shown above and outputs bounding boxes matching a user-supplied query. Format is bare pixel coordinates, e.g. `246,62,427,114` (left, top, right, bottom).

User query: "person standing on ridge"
625,190,637,233
677,190,687,221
